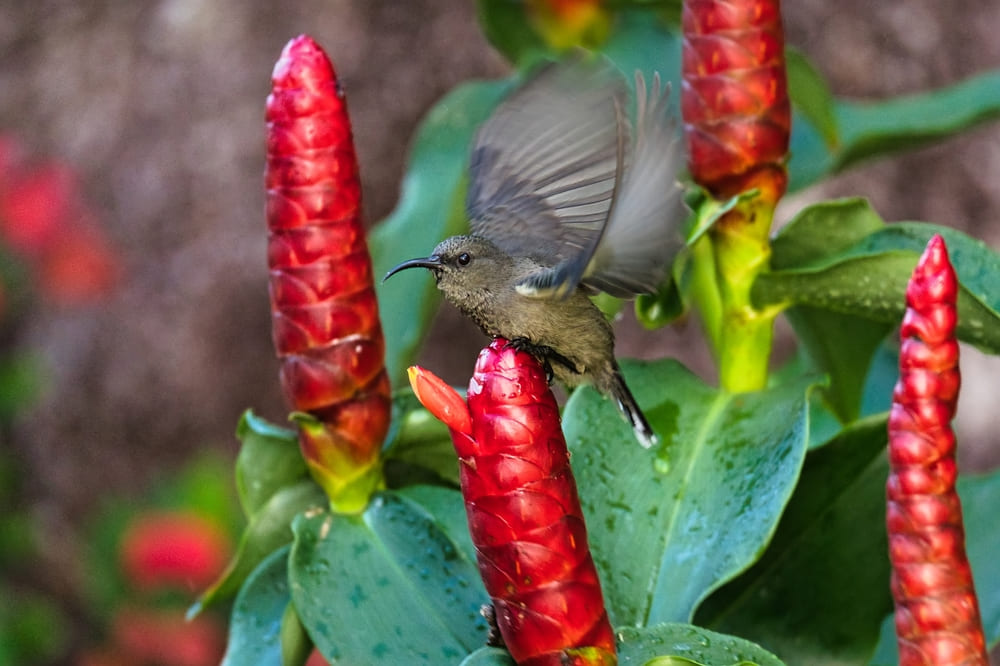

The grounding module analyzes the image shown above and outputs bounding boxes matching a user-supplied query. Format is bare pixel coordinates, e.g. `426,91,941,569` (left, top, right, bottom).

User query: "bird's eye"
457,252,471,266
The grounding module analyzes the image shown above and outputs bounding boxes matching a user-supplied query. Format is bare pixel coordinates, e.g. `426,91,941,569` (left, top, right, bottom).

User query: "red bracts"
681,0,791,201
266,35,390,511
887,235,988,665
409,339,616,666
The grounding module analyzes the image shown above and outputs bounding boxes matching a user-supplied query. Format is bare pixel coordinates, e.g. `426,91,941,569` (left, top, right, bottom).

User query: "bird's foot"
503,338,578,383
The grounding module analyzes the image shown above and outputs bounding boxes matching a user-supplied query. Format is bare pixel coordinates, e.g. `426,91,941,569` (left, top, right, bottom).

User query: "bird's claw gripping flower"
887,235,988,665
266,35,390,513
408,339,617,666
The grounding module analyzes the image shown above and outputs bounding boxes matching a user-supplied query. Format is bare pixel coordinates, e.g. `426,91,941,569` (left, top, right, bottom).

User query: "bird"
385,57,687,448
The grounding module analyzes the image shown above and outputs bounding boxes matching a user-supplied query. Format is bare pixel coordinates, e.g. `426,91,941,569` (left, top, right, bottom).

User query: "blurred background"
0,1,997,663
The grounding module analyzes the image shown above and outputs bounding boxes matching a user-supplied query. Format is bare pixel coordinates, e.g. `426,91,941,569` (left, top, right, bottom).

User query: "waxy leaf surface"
221,546,291,666
695,415,893,665
758,200,1000,353
289,488,489,664
563,359,814,626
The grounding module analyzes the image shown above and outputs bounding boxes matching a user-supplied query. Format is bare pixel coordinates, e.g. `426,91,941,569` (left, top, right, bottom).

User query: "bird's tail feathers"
609,368,657,449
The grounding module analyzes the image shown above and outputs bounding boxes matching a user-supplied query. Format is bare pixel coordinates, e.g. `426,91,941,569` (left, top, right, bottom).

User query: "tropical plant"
211,3,1000,664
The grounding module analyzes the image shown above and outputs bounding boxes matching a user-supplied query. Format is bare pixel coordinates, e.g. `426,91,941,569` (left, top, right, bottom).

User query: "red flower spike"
408,339,616,666
887,235,988,665
266,35,390,512
681,0,790,201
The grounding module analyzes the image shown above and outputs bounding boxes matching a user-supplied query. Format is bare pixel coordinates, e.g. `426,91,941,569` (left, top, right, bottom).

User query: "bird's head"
384,235,518,306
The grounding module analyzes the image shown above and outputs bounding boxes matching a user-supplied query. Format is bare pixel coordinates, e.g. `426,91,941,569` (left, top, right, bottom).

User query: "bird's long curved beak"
382,255,444,282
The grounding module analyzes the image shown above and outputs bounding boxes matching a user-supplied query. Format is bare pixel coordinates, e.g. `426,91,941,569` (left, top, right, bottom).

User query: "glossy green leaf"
789,69,1000,190
564,359,815,626
785,307,892,423
235,410,307,517
868,467,1000,665
695,415,892,665
383,389,460,487
371,80,509,385
617,624,784,665
459,647,515,666
195,481,325,613
635,274,685,329
289,490,489,664
770,198,885,271
222,546,292,666
394,484,477,565
785,48,838,150
757,203,1000,353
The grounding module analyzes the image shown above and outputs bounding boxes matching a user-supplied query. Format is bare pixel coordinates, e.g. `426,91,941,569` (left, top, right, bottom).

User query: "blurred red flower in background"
119,511,232,594
0,132,118,311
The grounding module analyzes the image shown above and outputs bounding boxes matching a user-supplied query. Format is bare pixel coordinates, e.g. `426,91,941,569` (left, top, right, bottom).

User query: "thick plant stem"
887,235,987,665
713,189,776,392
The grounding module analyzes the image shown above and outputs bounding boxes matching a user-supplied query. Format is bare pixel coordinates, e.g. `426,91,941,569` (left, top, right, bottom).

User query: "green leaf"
289,490,489,664
564,359,815,626
383,389,460,487
235,410,306,518
195,481,325,613
785,307,892,423
785,48,838,150
459,647,515,666
280,602,313,666
835,70,1000,172
394,484,477,565
757,204,1000,353
868,467,1000,664
635,274,685,329
617,624,785,665
789,69,1000,191
222,546,292,666
475,0,548,67
695,415,892,665
770,198,885,271
371,80,509,385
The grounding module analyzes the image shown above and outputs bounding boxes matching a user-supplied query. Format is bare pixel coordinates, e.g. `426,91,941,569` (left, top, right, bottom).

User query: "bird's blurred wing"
582,73,687,298
467,58,628,299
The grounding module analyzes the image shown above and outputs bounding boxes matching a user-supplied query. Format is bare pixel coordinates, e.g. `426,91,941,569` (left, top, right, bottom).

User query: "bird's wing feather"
466,58,629,298
581,72,687,298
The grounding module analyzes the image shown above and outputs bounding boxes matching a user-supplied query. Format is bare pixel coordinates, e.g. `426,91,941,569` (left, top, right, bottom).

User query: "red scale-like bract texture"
681,0,790,201
408,339,616,666
266,35,390,502
461,339,615,666
887,235,988,666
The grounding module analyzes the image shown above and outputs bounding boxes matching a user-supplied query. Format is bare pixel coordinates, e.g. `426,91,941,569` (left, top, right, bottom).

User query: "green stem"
712,198,778,393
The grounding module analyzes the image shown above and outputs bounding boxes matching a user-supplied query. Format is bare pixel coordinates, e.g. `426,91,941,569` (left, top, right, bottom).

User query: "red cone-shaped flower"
681,0,790,202
408,339,616,666
887,235,988,665
266,35,390,512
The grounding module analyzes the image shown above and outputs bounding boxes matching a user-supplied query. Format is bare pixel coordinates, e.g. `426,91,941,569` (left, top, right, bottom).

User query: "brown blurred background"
0,0,998,658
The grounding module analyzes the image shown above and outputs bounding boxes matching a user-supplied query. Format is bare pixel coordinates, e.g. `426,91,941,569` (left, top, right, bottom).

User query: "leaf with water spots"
694,415,893,665
617,623,784,665
563,359,816,626
221,546,292,666
757,200,1000,354
289,488,490,664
